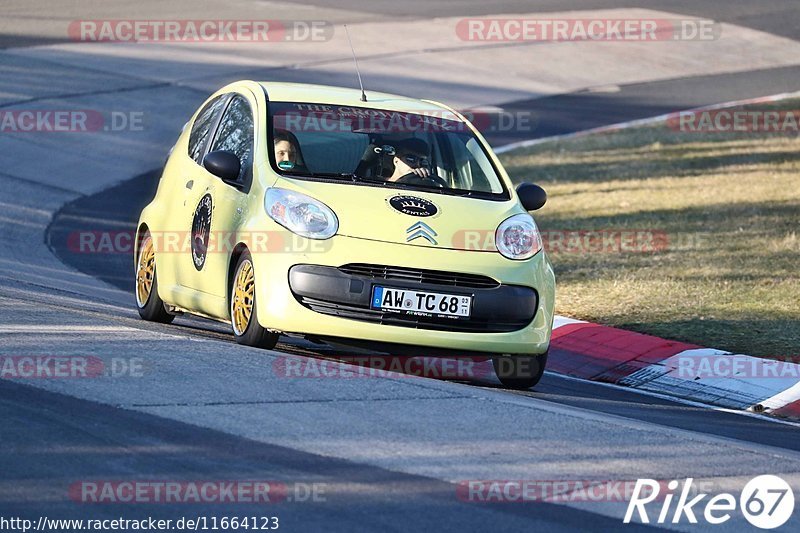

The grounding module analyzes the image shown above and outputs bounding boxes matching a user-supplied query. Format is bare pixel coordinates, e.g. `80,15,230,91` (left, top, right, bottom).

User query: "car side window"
188,95,228,164
208,95,254,182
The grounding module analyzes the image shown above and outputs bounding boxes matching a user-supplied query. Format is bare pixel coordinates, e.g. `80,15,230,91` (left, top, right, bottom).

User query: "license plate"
371,286,472,319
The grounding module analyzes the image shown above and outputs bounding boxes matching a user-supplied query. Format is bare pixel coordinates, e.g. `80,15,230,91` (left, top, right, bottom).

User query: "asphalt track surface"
3,0,799,47
3,380,662,533
45,169,800,453
3,1,800,531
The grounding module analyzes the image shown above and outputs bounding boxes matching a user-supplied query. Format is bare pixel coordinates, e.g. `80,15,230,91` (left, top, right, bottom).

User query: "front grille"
338,263,499,289
298,297,528,333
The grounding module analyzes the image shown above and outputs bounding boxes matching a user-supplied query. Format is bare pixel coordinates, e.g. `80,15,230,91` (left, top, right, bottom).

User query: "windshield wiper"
308,172,388,185
439,188,474,196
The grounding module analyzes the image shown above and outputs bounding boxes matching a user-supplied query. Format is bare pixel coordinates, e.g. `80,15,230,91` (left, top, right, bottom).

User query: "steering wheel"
396,172,448,188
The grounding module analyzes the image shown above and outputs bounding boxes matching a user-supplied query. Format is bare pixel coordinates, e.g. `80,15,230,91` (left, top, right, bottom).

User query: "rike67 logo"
624,476,794,529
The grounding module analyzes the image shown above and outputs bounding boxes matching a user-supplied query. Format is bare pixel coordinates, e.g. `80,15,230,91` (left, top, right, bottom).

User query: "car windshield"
268,101,508,198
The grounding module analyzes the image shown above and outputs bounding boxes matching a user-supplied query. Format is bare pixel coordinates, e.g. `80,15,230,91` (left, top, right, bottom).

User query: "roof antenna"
344,25,367,102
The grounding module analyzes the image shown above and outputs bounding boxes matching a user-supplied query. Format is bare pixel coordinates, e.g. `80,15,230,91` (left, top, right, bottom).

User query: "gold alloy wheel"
231,259,255,335
135,235,155,308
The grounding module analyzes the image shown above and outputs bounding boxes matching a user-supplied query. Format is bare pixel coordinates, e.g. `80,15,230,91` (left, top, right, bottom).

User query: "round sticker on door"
191,194,213,271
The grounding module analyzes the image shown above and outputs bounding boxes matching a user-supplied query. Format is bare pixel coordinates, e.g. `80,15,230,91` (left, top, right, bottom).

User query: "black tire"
230,250,279,349
135,231,175,324
493,352,548,390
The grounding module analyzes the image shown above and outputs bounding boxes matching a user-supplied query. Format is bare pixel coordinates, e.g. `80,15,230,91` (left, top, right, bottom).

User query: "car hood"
272,178,522,251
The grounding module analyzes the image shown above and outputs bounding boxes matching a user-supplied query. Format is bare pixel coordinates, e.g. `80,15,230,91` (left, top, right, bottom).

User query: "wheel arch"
227,242,250,313
133,222,151,273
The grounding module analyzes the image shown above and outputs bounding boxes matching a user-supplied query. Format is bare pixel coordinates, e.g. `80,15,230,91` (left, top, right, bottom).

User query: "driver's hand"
411,167,431,178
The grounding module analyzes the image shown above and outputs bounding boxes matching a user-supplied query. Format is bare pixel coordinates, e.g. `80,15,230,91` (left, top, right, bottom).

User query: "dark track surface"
2,379,665,533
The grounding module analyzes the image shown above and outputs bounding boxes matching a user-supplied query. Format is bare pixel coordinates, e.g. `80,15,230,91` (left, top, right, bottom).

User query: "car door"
159,94,231,298
181,93,255,310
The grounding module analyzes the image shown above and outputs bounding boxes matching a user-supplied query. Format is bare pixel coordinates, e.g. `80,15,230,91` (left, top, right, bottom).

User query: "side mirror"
516,183,547,211
203,150,241,186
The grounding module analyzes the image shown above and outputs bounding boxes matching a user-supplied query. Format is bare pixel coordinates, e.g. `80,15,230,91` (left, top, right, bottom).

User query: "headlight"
495,213,542,260
264,188,338,240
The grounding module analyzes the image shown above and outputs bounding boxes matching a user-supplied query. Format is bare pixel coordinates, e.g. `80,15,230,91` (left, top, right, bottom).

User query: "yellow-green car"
135,81,555,388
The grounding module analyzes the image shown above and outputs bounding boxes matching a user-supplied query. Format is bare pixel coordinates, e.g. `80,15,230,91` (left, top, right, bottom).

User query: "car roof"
257,82,457,116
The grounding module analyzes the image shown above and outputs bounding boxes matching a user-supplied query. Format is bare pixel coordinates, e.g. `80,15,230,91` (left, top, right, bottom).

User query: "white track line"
494,89,800,153
545,371,800,429
0,325,141,333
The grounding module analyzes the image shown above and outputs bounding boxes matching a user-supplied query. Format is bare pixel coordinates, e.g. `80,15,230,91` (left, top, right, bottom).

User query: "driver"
387,138,431,182
273,130,301,169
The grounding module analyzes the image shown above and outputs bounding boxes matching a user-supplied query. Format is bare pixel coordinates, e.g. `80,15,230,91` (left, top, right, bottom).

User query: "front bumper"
288,264,538,333
250,234,555,355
